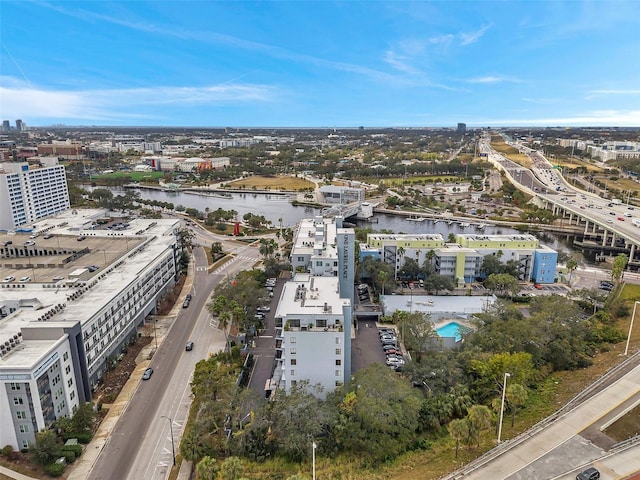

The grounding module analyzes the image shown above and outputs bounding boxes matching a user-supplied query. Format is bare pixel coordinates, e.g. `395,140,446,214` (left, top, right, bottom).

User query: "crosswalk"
212,255,258,274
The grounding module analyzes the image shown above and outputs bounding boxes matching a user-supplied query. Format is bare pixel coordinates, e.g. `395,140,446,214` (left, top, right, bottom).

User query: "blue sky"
1,1,639,127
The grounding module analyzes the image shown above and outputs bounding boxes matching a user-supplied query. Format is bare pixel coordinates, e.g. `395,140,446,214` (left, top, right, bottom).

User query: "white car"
3,276,15,283
19,276,31,282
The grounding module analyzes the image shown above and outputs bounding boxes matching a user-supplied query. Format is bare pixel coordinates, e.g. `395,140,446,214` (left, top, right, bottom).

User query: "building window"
13,397,23,406
335,370,341,376
65,365,71,375
317,319,327,328
335,337,341,344
336,359,342,366
21,440,28,450
290,359,297,366
290,337,296,343
63,352,69,361
16,411,26,419
68,378,73,387
290,370,296,376
9,383,20,391
70,391,75,400
335,381,343,387
291,381,297,387
335,348,341,355
290,348,296,355
19,425,29,433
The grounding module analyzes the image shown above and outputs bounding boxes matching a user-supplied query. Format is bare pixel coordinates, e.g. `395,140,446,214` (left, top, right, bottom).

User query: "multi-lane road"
89,226,262,480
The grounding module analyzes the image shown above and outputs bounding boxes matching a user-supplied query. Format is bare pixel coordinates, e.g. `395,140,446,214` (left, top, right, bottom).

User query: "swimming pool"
435,321,463,342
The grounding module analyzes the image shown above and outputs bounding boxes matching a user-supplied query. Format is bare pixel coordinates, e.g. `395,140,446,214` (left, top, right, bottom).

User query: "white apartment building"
273,275,352,397
270,216,355,398
0,161,70,231
0,211,180,449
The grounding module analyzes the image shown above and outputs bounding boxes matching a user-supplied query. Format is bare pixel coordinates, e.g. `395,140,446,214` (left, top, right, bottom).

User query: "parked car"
254,313,266,320
576,467,600,480
24,240,35,247
257,305,271,312
19,276,31,282
77,235,87,241
142,367,154,380
382,344,398,351
385,348,401,356
185,342,194,351
3,276,15,283
2,240,13,246
185,294,193,301
182,299,190,308
43,233,54,239
87,265,99,272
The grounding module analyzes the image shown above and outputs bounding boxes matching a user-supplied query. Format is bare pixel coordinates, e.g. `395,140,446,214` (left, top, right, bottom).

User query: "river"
86,186,570,251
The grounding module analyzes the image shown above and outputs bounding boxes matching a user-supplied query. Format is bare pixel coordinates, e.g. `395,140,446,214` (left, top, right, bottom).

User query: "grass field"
593,175,640,197
94,171,165,182
550,159,604,173
490,136,533,168
225,175,314,190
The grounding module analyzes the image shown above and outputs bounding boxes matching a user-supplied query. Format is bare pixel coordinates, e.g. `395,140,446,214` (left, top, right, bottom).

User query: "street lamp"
161,415,176,466
497,372,511,443
624,301,640,356
312,441,317,480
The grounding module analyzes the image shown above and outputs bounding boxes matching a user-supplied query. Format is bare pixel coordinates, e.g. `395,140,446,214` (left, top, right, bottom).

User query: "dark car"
576,467,600,480
142,367,154,380
77,235,87,241
182,299,190,308
185,294,193,301
186,341,194,351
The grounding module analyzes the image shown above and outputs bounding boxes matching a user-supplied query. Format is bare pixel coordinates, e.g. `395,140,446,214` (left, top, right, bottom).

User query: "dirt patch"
92,336,151,404
156,275,186,316
0,452,50,480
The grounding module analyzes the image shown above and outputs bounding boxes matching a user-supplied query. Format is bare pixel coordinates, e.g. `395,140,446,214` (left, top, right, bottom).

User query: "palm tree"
396,246,405,280
448,418,470,458
566,257,578,285
506,383,528,427
378,270,389,296
467,405,492,447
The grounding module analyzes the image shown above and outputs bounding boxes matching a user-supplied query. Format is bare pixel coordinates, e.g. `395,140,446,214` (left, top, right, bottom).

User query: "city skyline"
1,1,640,127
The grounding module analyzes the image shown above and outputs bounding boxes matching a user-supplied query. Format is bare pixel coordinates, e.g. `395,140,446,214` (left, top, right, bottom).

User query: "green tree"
195,456,219,480
506,383,529,427
612,254,628,283
180,428,213,463
448,418,470,458
220,456,245,480
467,405,492,447
29,430,60,466
566,257,579,285
71,402,96,434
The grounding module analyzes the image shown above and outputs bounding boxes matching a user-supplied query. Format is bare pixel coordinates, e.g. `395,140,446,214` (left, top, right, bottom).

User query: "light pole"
161,415,176,466
497,372,511,443
624,301,640,356
312,441,317,480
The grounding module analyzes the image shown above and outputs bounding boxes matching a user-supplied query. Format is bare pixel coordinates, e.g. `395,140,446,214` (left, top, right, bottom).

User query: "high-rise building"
15,120,24,132
2,120,10,132
270,216,355,397
0,161,71,230
457,122,467,134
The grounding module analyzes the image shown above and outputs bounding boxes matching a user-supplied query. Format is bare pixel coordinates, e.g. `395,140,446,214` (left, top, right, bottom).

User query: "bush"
1,444,14,459
62,444,83,457
44,462,66,477
63,432,92,444
61,450,76,463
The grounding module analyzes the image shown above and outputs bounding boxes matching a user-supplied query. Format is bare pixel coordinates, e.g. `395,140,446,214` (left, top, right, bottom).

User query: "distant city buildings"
0,160,70,231
557,138,640,162
457,123,467,134
1,120,26,132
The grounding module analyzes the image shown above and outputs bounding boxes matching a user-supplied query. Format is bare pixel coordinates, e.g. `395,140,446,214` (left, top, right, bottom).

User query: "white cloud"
589,89,640,96
475,110,640,126
0,77,277,121
467,75,523,84
459,24,492,45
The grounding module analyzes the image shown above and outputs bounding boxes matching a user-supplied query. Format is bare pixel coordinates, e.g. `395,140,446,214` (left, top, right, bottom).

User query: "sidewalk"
66,259,197,480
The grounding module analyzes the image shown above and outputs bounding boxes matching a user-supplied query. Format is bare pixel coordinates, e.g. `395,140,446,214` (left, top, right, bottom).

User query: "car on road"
77,235,87,241
254,313,266,320
185,294,193,301
24,240,35,247
19,276,31,282
185,342,194,351
182,299,190,308
3,276,15,283
576,467,600,480
29,233,39,239
43,233,54,239
142,367,154,380
87,265,99,272
617,217,625,221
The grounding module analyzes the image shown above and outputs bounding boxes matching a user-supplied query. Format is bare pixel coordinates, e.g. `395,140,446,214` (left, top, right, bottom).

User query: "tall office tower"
457,122,467,134
0,161,70,230
15,120,24,132
2,120,10,132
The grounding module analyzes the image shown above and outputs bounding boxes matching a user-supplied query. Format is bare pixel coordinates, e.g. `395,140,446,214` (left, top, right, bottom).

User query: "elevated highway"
482,137,640,270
